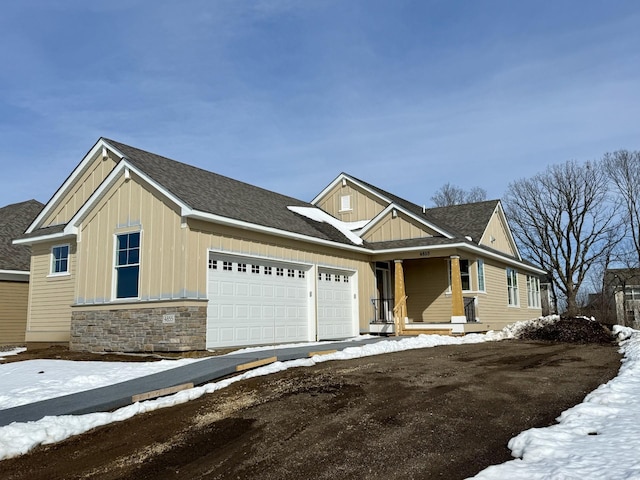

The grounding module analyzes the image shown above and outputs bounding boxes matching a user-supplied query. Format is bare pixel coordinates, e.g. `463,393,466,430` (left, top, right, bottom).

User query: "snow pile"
472,325,640,479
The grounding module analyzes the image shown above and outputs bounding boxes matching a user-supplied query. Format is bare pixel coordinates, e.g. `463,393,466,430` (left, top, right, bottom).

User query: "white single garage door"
317,268,357,340
207,254,311,348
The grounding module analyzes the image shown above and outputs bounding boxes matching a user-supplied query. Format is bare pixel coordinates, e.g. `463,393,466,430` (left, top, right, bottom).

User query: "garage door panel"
317,268,356,341
207,254,310,348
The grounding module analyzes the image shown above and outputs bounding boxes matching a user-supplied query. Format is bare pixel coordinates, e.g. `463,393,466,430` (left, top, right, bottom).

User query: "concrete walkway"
0,336,401,427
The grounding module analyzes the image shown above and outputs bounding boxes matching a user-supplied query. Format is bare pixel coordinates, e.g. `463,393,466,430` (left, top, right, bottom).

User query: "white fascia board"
66,160,192,231
310,173,392,206
372,242,546,275
479,202,522,261
12,230,76,246
0,270,30,282
186,210,371,254
358,203,454,239
26,138,113,234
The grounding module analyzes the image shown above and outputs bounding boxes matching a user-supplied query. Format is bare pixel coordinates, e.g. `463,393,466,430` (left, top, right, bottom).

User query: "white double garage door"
206,253,358,348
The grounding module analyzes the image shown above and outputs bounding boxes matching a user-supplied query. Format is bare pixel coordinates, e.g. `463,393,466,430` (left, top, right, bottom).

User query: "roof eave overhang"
371,242,546,274
185,210,371,254
0,270,30,282
12,230,77,246
359,203,454,239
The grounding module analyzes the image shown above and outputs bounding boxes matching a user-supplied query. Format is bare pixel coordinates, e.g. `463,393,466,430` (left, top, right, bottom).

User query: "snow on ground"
472,325,640,479
1,317,640,480
0,347,26,360
0,357,204,410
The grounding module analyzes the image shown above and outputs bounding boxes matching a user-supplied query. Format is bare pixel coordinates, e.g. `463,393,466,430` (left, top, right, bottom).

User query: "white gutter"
0,270,30,282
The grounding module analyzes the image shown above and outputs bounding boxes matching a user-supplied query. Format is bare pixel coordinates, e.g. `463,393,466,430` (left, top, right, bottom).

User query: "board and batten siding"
76,174,187,304
315,182,386,223
25,242,76,343
0,281,29,345
479,210,517,257
187,219,376,333
43,154,118,228
362,211,437,243
73,173,376,333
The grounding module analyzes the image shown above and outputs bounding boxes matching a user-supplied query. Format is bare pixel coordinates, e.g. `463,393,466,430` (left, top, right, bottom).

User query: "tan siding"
363,211,436,242
43,154,118,227
316,182,387,222
474,260,541,331
0,281,29,344
25,242,76,343
479,210,517,257
188,219,376,332
404,258,451,322
77,174,185,303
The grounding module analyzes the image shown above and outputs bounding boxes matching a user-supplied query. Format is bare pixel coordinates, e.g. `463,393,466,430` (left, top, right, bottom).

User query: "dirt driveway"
0,340,621,480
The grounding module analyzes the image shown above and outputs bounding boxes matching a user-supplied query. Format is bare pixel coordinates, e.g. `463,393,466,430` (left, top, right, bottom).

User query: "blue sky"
1,0,639,208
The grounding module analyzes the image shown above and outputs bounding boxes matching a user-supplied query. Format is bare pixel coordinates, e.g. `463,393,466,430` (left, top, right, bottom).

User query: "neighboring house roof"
0,199,44,271
605,268,640,287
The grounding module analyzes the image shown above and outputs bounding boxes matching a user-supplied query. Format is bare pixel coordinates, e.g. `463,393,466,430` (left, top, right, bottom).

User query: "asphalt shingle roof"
103,139,354,246
345,173,498,242
0,199,44,271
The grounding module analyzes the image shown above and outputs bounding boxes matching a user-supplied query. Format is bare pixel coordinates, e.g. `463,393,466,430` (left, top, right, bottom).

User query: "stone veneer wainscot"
70,303,207,352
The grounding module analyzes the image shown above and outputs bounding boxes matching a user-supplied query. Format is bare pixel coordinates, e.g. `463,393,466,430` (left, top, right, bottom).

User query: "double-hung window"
506,268,519,306
477,259,485,292
115,232,140,299
51,245,69,274
527,275,541,308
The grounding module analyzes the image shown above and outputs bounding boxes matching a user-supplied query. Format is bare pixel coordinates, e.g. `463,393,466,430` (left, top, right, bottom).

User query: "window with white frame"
625,287,640,301
477,259,485,292
51,244,70,274
115,232,140,299
340,195,352,211
527,275,541,308
507,268,519,306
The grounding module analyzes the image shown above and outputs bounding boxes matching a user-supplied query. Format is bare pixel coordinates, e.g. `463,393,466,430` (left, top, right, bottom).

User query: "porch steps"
400,328,453,336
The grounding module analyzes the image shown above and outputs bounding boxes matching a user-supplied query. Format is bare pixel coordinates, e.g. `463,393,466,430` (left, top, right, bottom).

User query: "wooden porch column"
450,255,466,323
394,260,407,336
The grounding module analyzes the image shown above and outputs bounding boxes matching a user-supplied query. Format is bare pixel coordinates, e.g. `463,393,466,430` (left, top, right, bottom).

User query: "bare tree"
431,183,487,207
603,150,640,267
504,159,622,317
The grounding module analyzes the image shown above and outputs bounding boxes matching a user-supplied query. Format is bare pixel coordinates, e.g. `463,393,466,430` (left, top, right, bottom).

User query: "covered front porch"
369,252,483,336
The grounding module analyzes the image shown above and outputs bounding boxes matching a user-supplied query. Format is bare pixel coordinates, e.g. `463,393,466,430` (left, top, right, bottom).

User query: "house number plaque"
162,314,176,324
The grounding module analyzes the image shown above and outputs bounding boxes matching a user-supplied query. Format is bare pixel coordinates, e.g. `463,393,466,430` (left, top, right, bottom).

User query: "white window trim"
112,230,142,301
48,243,71,277
476,259,486,293
507,268,519,307
527,275,541,309
446,258,475,294
339,194,352,212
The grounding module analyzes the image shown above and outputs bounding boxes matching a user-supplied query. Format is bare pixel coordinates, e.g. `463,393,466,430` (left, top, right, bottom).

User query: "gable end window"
340,195,352,212
115,232,140,299
507,268,519,306
51,245,70,274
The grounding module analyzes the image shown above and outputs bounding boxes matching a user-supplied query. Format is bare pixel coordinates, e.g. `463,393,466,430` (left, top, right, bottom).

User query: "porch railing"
464,297,478,323
371,298,394,323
